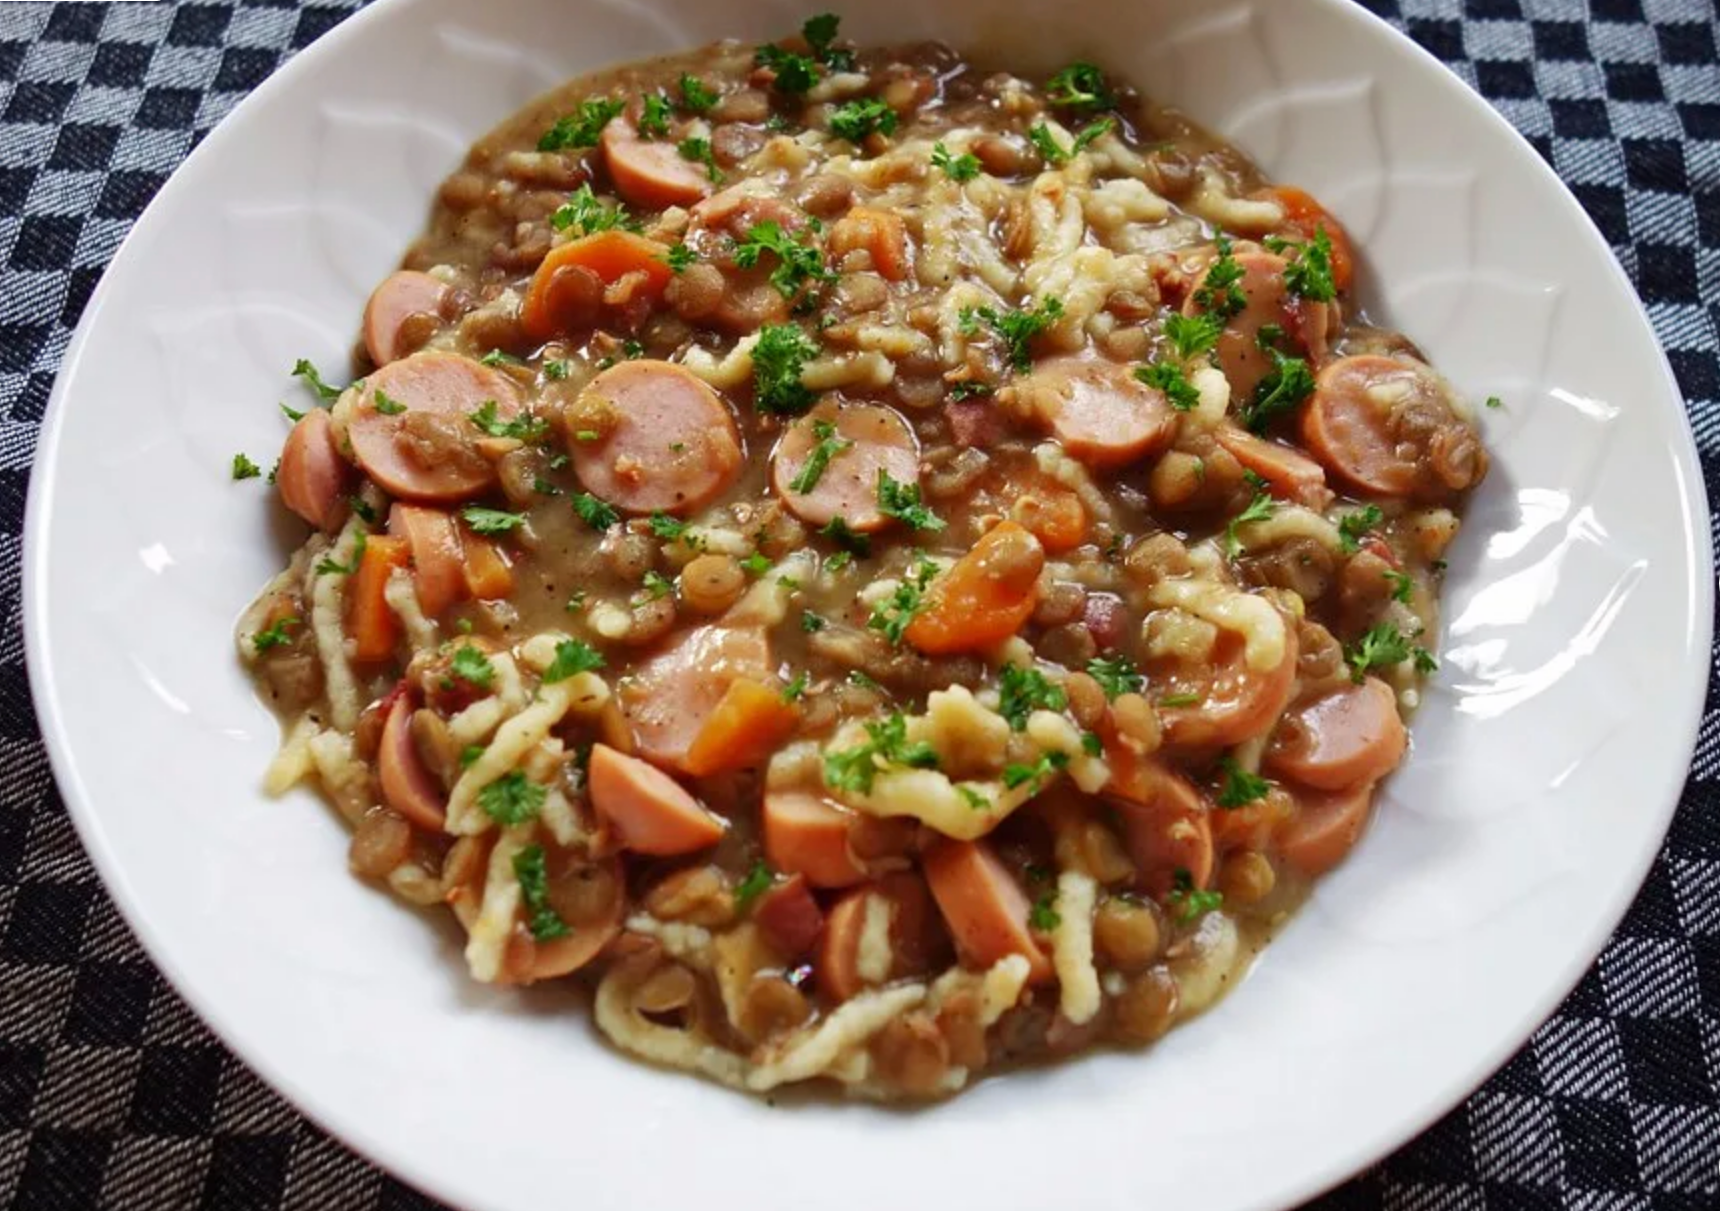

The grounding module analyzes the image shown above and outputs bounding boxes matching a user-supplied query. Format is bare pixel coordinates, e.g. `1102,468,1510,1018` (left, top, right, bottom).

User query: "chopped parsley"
1337,504,1383,555
847,669,882,692
829,98,898,144
280,401,306,422
532,476,561,496
468,399,549,442
572,492,620,530
251,617,297,653
1238,348,1316,432
638,92,673,138
931,141,981,181
820,515,872,557
1028,117,1113,164
677,136,722,182
648,512,690,542
1193,234,1247,319
292,358,343,402
595,341,645,373
732,860,774,911
450,644,496,689
998,663,1067,731
959,296,1064,373
565,591,587,612
538,97,625,150
662,242,697,272
314,531,366,577
640,570,674,600
543,638,605,682
876,471,945,532
1345,622,1412,682
801,12,853,68
1029,890,1063,932
1485,395,1503,409
1002,749,1070,791
867,556,938,645
755,43,820,94
1163,311,1225,359
1159,691,1201,709
369,388,407,416
1224,487,1276,558
459,744,485,770
679,73,719,113
823,711,940,794
1385,569,1414,603
1167,868,1223,923
958,785,992,811
550,183,639,237
1414,647,1439,674
460,507,526,536
479,349,525,368
782,671,810,702
543,360,571,381
1266,227,1337,303
752,323,820,414
789,419,853,493
740,551,773,575
1216,757,1270,808
231,453,262,481
512,843,569,940
1135,361,1201,412
1081,730,1103,757
1086,655,1144,700
1046,61,1114,112
801,609,826,633
735,221,835,300
947,379,993,401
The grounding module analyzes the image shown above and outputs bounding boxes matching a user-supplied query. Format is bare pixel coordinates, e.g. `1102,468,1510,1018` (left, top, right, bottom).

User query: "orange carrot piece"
828,206,911,281
682,677,801,777
346,535,410,662
1009,476,1088,554
521,230,674,342
904,521,1045,655
460,535,515,600
1261,185,1356,294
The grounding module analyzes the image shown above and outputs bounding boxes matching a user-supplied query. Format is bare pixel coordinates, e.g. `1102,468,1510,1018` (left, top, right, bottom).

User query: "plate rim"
21,0,1716,1208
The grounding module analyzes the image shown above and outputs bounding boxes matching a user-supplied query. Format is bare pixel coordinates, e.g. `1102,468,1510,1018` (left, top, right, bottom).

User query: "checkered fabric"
0,0,1712,1206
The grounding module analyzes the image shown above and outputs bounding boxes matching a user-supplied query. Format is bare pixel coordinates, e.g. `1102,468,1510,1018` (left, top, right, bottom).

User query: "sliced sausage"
1276,781,1377,876
601,114,714,210
347,351,523,502
378,694,446,831
1013,355,1177,469
388,503,467,618
1105,752,1215,896
753,874,824,957
1213,423,1332,511
618,624,773,773
817,872,945,1002
770,401,919,532
277,409,352,531
1149,610,1300,749
1300,354,1488,502
1184,248,1337,404
520,851,627,982
566,359,743,516
762,791,868,889
1266,676,1407,792
588,742,727,855
921,839,1054,984
363,270,448,367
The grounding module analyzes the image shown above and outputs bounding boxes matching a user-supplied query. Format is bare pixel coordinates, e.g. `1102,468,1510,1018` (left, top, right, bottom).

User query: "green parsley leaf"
1193,234,1247,319
958,785,992,811
512,843,569,940
740,551,773,575
1337,504,1383,555
1029,117,1112,164
460,507,526,536
679,73,719,113
1224,487,1276,558
370,388,407,416
733,860,774,911
752,323,821,414
1046,61,1114,112
847,669,881,692
1237,348,1315,432
1345,622,1412,683
1086,655,1144,700
640,570,674,600
1158,691,1201,708
1167,867,1223,923
998,663,1067,731
251,617,298,653
734,221,835,300
959,296,1063,373
867,555,938,645
550,183,639,237
931,141,981,182
1485,395,1503,409
823,711,940,794
662,242,697,272
344,495,375,523
789,418,854,493
820,514,871,558
782,671,810,702
538,97,625,150
292,358,343,402
459,744,485,770
479,349,525,368
648,512,690,542
1029,890,1062,932
280,401,306,422
801,13,851,67
876,470,945,532
1385,569,1414,603
1216,757,1270,808
755,43,820,94
801,609,826,633
543,639,605,683
315,531,367,577
1002,749,1070,791
1413,646,1439,674
450,644,496,689
565,591,588,612
639,92,673,138
1268,226,1337,303
677,136,723,182
231,453,262,481
572,492,620,530
1163,311,1225,359
946,379,993,401
1256,323,1286,351
543,360,571,381
1135,361,1201,412
1081,730,1103,757
829,97,898,144
467,399,549,443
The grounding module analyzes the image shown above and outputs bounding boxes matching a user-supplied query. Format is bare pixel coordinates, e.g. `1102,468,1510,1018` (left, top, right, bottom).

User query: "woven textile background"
0,0,1714,1207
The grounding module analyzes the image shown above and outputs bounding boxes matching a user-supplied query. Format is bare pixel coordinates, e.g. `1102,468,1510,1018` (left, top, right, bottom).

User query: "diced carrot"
521,230,674,342
346,535,410,662
827,206,911,281
904,521,1045,655
681,677,801,777
1260,185,1356,294
1008,475,1088,554
460,534,514,600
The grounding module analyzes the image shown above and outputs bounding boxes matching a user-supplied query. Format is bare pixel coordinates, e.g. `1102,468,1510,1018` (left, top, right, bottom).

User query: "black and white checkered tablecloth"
0,1,1714,1207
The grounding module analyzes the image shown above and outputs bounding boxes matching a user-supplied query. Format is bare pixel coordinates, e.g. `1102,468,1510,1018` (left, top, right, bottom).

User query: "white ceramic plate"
24,0,1712,1208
